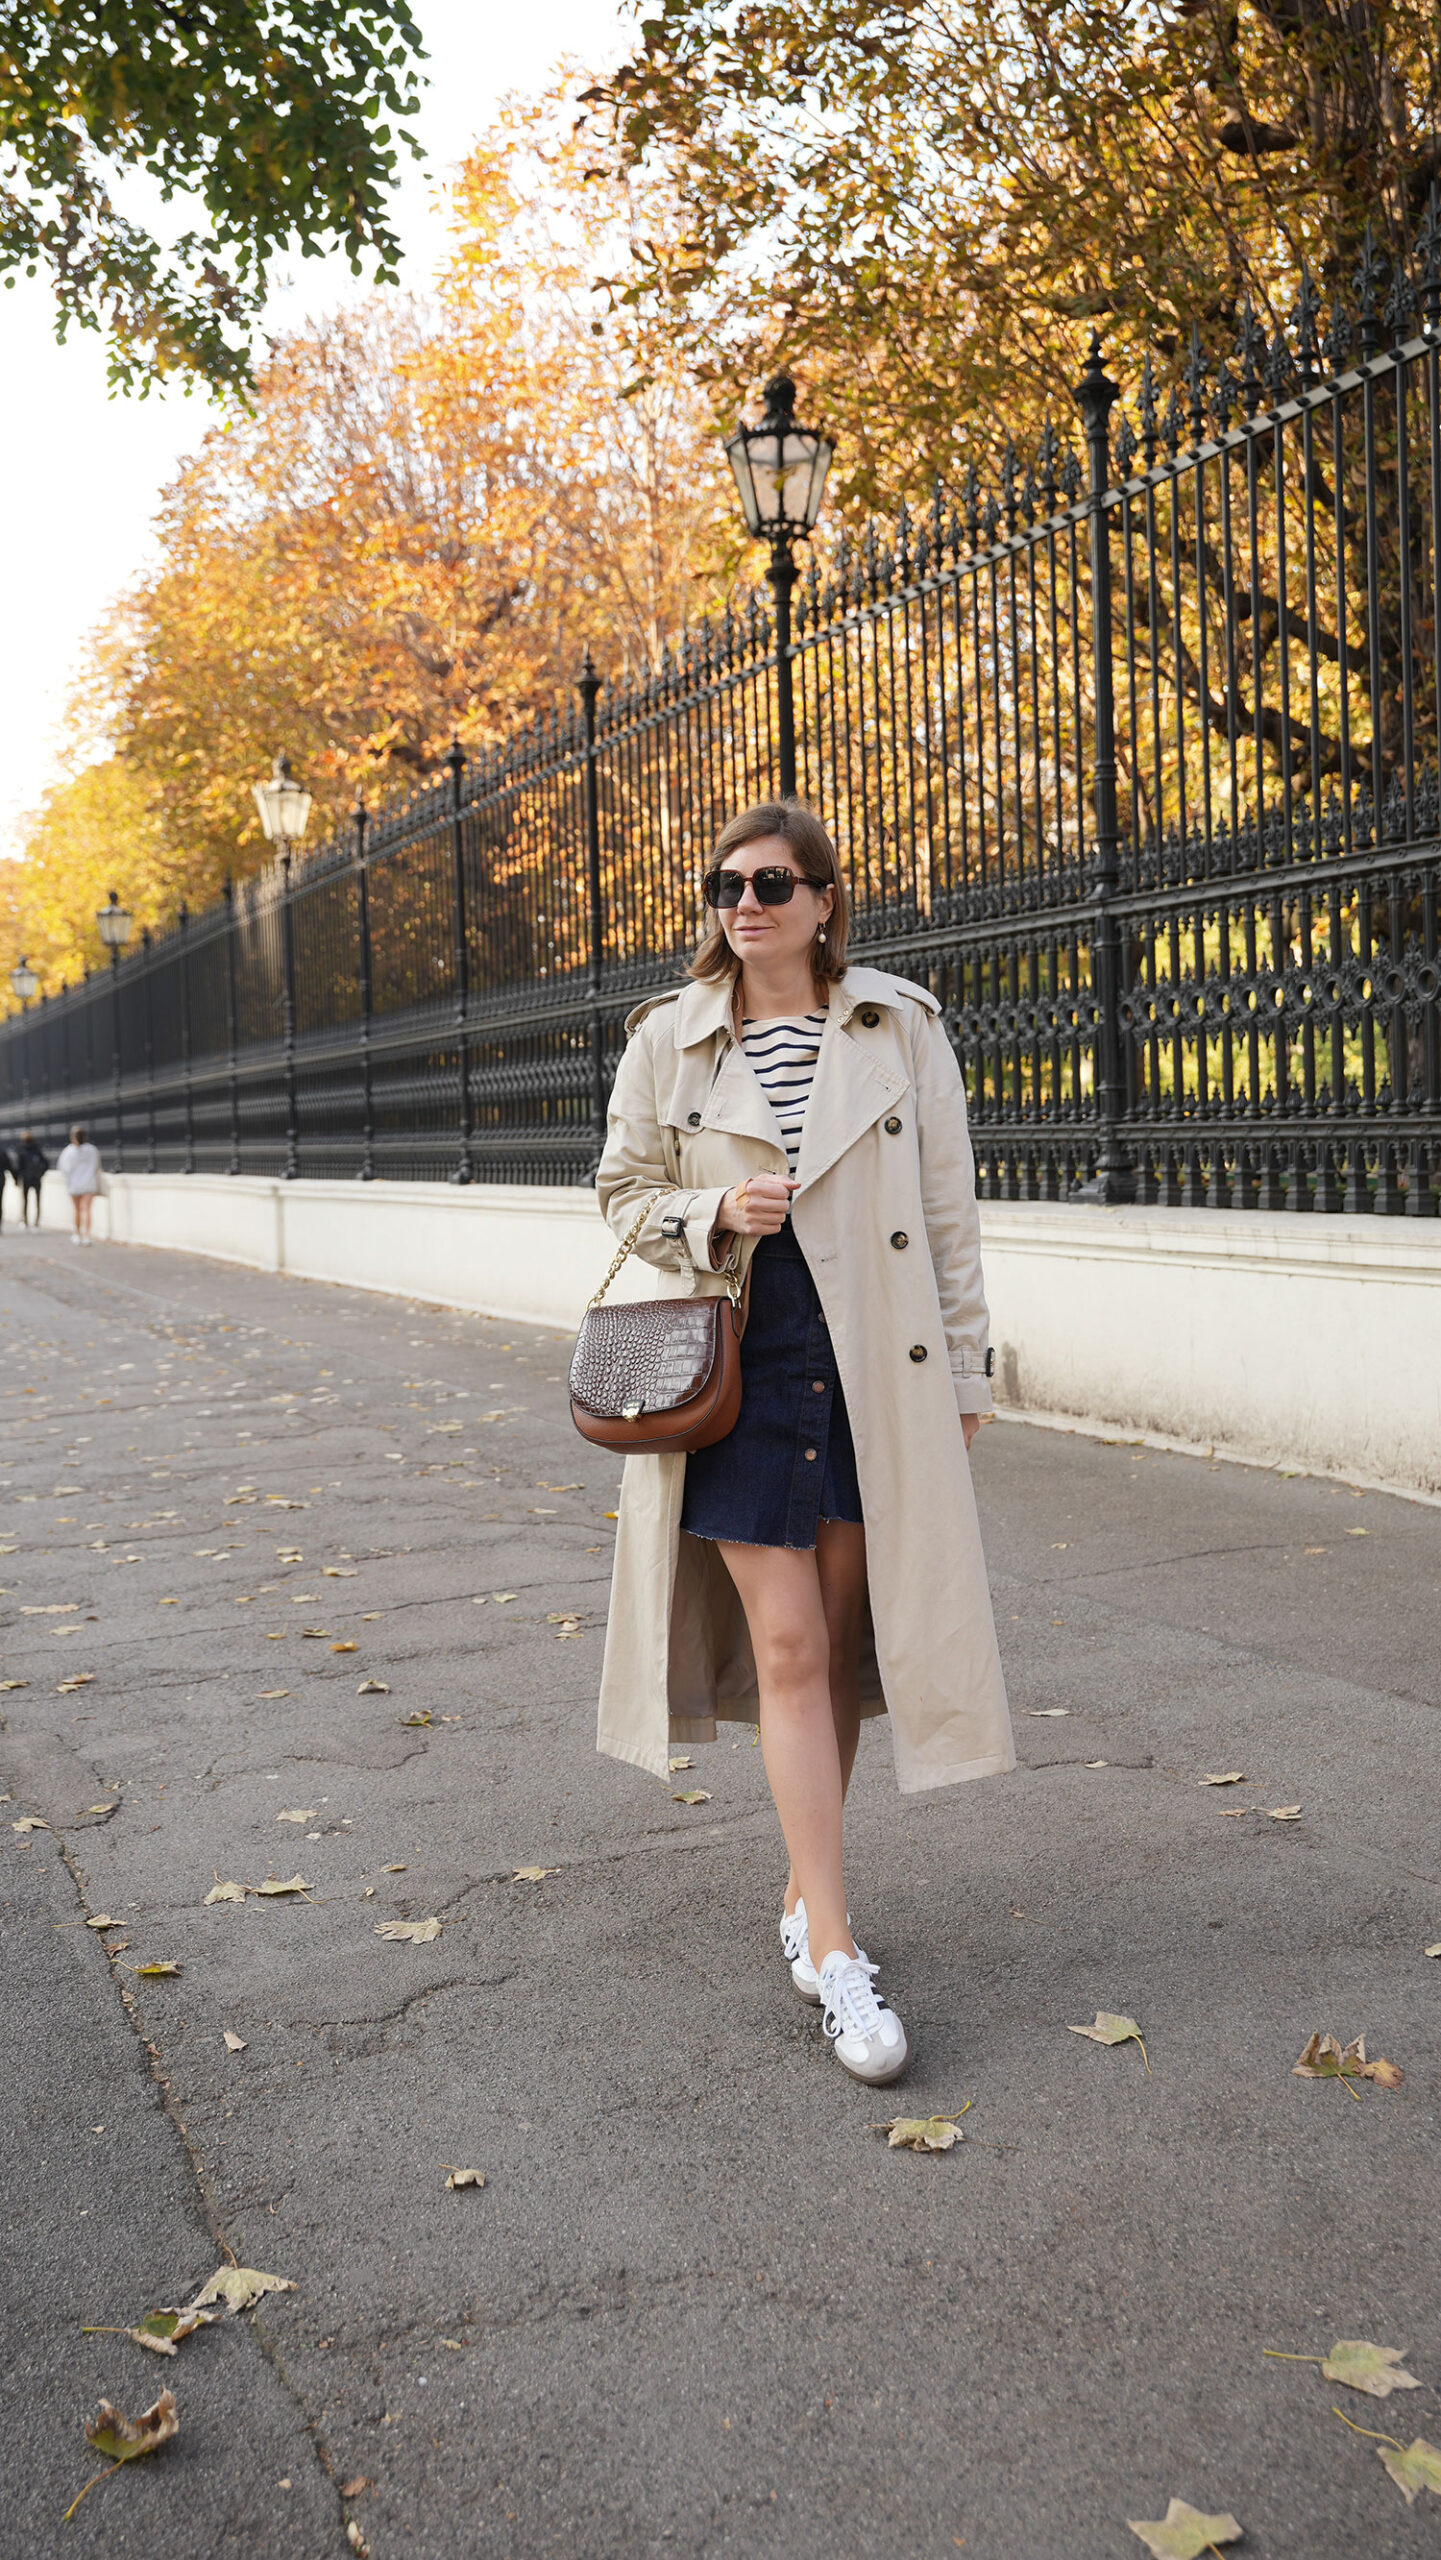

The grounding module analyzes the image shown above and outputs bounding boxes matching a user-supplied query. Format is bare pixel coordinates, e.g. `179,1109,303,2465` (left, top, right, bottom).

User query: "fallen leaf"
339,2476,369,2498
357,1679,389,1694
1426,1945,1441,1959
1293,2033,1402,2092
873,2105,971,2151
252,1875,310,1897
347,2521,370,2556
132,1962,182,1977
1322,2342,1422,2399
374,1916,441,1943
669,1756,694,1771
0,1678,28,1690
276,1809,316,1824
1127,2497,1242,2558
381,1862,407,1873
400,1710,432,1727
511,1866,557,1882
1266,1805,1302,1820
188,2266,296,2312
443,2167,486,2188
1068,2011,1151,2071
203,1880,246,1904
1200,1773,1247,1787
158,1597,180,1606
323,1567,358,1577
298,1627,332,1639
56,1674,96,1692
331,1641,359,1653
258,1690,289,1699
84,1804,116,1817
65,2388,178,2519
492,1591,517,1602
129,2306,222,2355
223,2030,247,2053
1375,2436,1441,2505
12,1816,48,1832
1027,1708,1069,1717
672,1789,711,1805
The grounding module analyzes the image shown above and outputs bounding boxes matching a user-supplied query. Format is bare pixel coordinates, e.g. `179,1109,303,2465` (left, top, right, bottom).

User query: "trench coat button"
890,1230,909,1250
860,1007,880,1027
686,1110,701,1127
908,1343,928,1363
804,1447,817,1461
812,1379,826,1393
884,1115,902,1135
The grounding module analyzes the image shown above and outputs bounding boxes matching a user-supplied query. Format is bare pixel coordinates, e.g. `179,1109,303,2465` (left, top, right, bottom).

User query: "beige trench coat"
593,963,1014,1795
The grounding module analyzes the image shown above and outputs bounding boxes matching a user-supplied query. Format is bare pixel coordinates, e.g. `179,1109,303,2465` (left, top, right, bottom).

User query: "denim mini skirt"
679,1223,864,1550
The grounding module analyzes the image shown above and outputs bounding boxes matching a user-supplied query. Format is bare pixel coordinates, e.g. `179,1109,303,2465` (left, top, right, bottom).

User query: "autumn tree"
5,84,739,990
588,0,1441,508
1,0,425,393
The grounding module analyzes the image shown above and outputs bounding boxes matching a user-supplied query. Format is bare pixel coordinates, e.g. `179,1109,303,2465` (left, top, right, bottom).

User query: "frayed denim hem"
685,1516,861,1554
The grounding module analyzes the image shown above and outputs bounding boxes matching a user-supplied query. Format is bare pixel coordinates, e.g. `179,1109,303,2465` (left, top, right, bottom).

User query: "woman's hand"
714,1174,800,1236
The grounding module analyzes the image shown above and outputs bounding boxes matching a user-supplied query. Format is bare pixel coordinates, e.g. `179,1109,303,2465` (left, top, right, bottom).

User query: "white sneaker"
817,1948,910,2085
780,1897,867,2005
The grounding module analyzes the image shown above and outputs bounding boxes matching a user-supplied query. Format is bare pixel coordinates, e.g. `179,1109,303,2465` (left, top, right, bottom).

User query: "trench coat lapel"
672,977,788,1159
795,988,909,1194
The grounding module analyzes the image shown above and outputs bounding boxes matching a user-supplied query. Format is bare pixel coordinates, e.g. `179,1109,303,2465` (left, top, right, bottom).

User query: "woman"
595,800,1013,2087
56,1123,103,1244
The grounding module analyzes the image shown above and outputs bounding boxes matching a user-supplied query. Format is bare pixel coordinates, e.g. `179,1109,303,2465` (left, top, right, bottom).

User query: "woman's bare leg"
780,1519,867,1917
717,1540,856,1968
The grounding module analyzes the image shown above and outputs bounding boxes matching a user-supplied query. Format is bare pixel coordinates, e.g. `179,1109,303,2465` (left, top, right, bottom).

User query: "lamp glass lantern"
725,375,833,544
9,957,38,1002
97,890,133,953
252,752,313,845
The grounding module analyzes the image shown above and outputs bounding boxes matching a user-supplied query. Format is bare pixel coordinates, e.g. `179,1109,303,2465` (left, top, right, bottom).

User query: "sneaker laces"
820,1953,884,2043
780,1905,808,1964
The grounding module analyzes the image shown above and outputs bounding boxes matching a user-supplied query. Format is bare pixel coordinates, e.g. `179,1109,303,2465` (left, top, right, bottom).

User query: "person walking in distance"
14,1132,46,1227
594,800,1012,2086
56,1124,103,1245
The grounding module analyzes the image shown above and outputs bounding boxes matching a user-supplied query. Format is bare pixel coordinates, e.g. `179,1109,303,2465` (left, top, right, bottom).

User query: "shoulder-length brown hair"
688,799,850,989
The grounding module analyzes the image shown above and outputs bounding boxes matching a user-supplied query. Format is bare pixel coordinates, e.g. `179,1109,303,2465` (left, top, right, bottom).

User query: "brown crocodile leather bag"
569,1195,744,1455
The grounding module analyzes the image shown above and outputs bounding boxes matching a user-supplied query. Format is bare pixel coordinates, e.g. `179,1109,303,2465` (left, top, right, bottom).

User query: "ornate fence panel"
2,221,1438,1210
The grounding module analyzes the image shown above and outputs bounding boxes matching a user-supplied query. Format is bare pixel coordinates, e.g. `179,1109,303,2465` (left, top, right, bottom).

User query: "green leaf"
129,2305,222,2354
1376,2439,1441,2505
1322,2341,1422,2399
1127,2497,1243,2557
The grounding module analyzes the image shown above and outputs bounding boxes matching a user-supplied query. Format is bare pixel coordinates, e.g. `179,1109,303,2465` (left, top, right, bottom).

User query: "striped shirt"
741,1009,828,1178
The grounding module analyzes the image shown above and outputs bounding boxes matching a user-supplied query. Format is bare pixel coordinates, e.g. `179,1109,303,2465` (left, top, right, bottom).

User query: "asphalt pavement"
1,1221,1438,2560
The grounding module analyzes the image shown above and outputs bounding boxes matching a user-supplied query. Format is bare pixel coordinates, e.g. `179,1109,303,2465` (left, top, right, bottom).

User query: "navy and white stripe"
741,1009,827,1178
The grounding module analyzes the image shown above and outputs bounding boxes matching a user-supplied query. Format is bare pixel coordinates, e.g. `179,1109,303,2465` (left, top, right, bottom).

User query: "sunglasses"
702,865,806,910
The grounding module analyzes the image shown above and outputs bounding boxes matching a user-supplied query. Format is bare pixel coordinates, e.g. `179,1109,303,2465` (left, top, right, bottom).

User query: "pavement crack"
46,1827,356,2554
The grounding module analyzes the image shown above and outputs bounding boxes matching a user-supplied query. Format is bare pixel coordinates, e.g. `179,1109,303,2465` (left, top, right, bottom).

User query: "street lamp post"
724,375,833,798
96,890,132,1170
251,753,313,1178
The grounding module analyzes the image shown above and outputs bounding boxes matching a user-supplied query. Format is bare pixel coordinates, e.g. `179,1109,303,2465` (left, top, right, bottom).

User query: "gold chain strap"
587,1190,742,1311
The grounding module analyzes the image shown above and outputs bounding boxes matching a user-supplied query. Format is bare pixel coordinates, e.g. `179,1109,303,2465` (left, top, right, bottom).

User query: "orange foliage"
8,81,737,995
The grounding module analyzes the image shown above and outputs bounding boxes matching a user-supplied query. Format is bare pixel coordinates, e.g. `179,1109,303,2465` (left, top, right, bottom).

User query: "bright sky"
0,0,628,857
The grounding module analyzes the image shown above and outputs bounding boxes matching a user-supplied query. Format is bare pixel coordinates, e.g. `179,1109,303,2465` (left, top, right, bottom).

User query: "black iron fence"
5,216,1441,1211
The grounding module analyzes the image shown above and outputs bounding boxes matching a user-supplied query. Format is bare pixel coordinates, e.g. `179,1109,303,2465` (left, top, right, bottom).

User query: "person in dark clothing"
0,1143,12,1226
14,1134,46,1227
